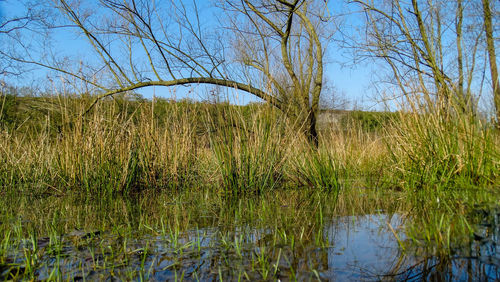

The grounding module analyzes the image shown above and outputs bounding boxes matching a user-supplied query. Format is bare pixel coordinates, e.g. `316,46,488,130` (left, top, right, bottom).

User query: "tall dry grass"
0,95,207,194
0,89,497,195
384,94,499,190
0,94,301,194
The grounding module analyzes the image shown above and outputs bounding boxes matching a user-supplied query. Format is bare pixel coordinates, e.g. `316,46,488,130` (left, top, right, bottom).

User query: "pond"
0,188,499,280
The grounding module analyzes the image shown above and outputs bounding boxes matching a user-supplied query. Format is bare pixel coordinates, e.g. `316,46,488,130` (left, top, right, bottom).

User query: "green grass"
340,110,399,132
0,189,344,280
0,91,497,194
294,147,342,191
207,104,287,195
0,88,499,279
1,187,498,280
383,99,499,190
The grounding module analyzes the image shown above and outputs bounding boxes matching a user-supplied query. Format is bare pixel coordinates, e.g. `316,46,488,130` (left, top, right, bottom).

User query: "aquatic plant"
384,95,499,190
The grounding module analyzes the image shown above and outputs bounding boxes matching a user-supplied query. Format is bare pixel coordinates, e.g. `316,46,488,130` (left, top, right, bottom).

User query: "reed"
294,146,342,191
206,104,288,194
384,94,499,190
1,88,499,280
0,89,497,195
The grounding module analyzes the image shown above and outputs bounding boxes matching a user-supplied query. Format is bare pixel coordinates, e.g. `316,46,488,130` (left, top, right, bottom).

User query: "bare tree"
0,1,50,76
481,0,500,128
220,0,332,144
350,0,487,115
0,0,331,145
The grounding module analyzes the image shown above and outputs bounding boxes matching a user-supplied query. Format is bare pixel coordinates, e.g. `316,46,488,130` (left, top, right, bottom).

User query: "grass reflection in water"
0,188,499,280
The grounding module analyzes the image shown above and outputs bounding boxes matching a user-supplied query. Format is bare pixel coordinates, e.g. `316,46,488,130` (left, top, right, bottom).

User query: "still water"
0,190,499,280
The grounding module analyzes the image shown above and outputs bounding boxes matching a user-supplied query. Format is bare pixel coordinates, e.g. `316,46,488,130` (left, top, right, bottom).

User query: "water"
0,190,499,280
325,214,411,280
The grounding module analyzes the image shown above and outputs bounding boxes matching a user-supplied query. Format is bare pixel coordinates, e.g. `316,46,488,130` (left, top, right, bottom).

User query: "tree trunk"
306,109,319,148
482,0,500,128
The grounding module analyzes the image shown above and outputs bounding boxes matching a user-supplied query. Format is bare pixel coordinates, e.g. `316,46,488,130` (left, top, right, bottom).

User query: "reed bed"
1,89,500,280
0,90,498,196
383,95,499,190
0,94,339,195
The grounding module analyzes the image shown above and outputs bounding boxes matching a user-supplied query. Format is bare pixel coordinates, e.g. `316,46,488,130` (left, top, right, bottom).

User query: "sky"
0,0,387,111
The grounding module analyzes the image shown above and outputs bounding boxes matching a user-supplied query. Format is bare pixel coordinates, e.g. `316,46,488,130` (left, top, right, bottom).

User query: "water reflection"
1,192,500,280
325,214,415,280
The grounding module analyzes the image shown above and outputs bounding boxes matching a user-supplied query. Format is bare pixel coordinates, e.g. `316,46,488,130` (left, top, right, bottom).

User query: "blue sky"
1,0,381,110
